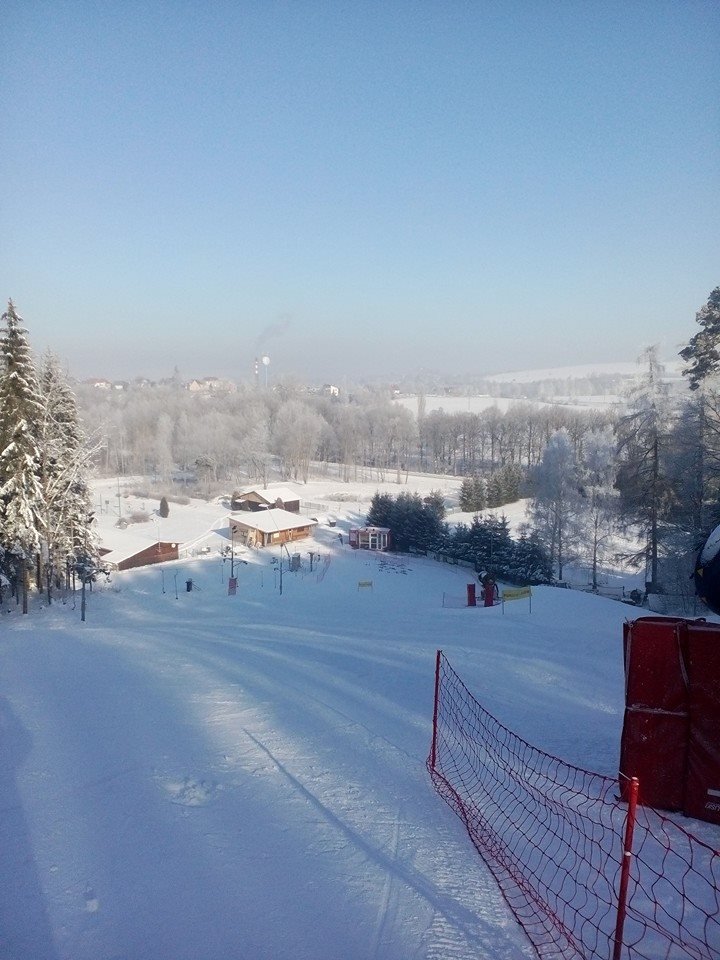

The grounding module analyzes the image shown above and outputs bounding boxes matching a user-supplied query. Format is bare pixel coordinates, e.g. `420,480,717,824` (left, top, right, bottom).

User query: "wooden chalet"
229,509,317,548
102,539,180,572
230,486,301,513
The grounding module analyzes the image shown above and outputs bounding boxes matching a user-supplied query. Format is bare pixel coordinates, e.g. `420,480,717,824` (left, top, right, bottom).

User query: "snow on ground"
1,481,718,960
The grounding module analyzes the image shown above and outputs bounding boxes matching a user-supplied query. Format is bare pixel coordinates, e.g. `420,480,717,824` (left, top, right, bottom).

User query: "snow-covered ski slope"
1,497,718,959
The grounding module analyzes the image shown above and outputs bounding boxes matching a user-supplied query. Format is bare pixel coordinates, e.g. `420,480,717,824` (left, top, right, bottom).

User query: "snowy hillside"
1,484,717,959
484,360,684,383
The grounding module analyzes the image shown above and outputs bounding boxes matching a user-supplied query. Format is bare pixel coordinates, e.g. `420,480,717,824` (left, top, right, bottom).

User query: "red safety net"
428,651,720,960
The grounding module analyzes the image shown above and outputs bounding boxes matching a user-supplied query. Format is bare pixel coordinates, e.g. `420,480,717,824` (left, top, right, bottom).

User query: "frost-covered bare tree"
528,428,582,580
238,419,273,487
272,400,323,482
616,347,676,591
576,426,619,590
329,404,365,482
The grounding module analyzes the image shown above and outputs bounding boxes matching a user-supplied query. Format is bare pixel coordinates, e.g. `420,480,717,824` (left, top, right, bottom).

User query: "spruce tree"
486,472,503,508
0,301,44,611
472,476,486,511
37,352,96,598
679,287,720,390
459,476,475,512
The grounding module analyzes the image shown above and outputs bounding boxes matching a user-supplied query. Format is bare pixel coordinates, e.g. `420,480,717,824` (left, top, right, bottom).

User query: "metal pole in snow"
430,649,442,772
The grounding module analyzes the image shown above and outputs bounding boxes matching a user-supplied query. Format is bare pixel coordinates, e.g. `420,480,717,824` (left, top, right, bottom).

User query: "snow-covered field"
1,480,717,960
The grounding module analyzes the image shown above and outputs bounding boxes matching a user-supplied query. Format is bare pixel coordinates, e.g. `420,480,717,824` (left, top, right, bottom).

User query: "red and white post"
612,776,639,960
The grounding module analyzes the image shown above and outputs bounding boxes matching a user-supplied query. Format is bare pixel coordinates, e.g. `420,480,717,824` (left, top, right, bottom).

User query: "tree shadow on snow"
0,696,59,960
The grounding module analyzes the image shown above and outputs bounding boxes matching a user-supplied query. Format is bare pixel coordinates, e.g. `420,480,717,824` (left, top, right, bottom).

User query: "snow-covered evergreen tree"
513,531,554,584
679,287,720,391
459,476,485,512
37,352,96,598
486,472,504,508
459,476,475,512
0,301,44,610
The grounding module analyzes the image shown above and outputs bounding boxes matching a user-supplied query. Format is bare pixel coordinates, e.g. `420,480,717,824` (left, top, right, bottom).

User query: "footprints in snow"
84,884,100,913
156,775,219,807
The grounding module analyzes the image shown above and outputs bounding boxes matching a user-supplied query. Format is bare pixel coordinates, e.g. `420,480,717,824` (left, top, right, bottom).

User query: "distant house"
102,539,180,572
187,377,235,394
349,526,391,551
230,486,301,513
229,509,317,548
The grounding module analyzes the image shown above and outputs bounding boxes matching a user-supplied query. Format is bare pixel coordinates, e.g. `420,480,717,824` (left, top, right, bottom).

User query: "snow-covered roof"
98,531,180,566
229,508,317,534
235,486,301,504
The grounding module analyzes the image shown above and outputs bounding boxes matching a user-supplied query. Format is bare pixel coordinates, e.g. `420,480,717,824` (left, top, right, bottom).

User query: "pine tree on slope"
679,287,720,391
37,352,96,598
0,301,44,611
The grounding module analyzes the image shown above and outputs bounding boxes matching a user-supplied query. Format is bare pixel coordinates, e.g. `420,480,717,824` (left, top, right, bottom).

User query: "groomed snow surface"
1,483,717,960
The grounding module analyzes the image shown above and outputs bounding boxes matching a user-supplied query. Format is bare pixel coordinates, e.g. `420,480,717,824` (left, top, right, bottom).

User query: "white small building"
349,526,391,551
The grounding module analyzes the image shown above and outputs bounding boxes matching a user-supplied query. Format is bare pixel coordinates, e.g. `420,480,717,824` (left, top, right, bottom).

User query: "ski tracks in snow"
369,807,402,960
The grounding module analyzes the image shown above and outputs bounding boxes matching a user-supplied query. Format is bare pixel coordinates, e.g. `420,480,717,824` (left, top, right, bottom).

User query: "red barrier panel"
684,622,720,825
620,710,689,810
622,617,689,710
620,618,689,810
620,616,720,825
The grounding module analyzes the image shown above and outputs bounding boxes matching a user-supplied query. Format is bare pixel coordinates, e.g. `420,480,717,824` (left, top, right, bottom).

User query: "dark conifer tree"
679,287,720,391
459,477,475,512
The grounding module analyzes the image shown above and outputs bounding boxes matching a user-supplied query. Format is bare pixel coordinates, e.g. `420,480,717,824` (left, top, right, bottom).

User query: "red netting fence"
427,650,720,960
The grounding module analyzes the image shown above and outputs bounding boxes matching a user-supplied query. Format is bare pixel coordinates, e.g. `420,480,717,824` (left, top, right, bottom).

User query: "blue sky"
2,1,718,383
